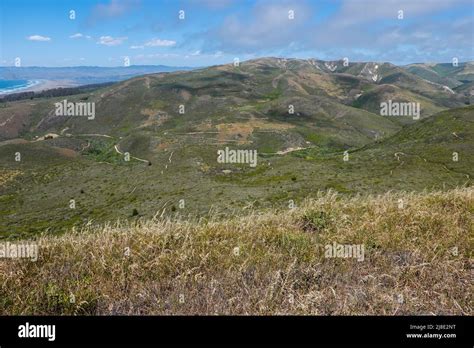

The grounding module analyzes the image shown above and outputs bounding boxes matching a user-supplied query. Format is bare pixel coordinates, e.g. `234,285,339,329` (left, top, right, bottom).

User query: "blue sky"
0,0,472,67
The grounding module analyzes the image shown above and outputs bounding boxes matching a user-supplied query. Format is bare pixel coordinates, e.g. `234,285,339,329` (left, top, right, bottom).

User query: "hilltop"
0,58,472,237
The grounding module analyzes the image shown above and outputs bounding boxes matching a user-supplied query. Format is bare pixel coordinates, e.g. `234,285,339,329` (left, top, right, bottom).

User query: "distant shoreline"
0,79,40,95
0,79,79,95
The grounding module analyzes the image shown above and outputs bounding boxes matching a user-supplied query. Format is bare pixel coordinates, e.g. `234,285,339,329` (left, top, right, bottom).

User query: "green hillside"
0,59,472,238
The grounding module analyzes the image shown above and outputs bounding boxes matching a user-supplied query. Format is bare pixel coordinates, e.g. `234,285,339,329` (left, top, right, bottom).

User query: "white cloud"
27,35,51,42
191,50,201,56
130,38,176,49
144,38,176,47
204,1,311,53
70,33,92,39
97,36,127,46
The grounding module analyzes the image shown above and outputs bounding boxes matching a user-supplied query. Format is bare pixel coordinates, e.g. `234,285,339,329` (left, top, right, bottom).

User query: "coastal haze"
0,65,194,94
0,0,472,319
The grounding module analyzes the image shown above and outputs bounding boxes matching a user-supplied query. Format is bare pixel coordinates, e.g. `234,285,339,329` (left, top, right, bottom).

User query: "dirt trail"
261,146,311,156
114,144,149,164
76,133,114,138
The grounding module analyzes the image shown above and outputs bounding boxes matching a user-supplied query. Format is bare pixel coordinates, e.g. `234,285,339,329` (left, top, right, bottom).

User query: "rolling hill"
0,58,472,237
406,62,474,86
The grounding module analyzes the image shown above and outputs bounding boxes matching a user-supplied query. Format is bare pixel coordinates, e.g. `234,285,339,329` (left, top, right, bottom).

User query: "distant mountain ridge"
405,62,474,88
0,57,472,143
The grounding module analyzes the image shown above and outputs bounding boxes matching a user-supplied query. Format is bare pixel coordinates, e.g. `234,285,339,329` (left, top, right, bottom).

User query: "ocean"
0,79,39,94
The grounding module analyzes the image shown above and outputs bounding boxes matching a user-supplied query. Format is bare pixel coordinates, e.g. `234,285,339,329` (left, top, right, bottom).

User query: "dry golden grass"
0,169,21,187
216,118,294,144
139,109,169,129
0,188,472,315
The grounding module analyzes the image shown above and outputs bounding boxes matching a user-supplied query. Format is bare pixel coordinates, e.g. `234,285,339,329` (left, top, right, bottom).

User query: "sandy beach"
1,79,79,95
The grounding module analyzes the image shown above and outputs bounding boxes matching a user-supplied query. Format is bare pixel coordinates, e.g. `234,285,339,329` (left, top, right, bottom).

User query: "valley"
0,58,472,238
